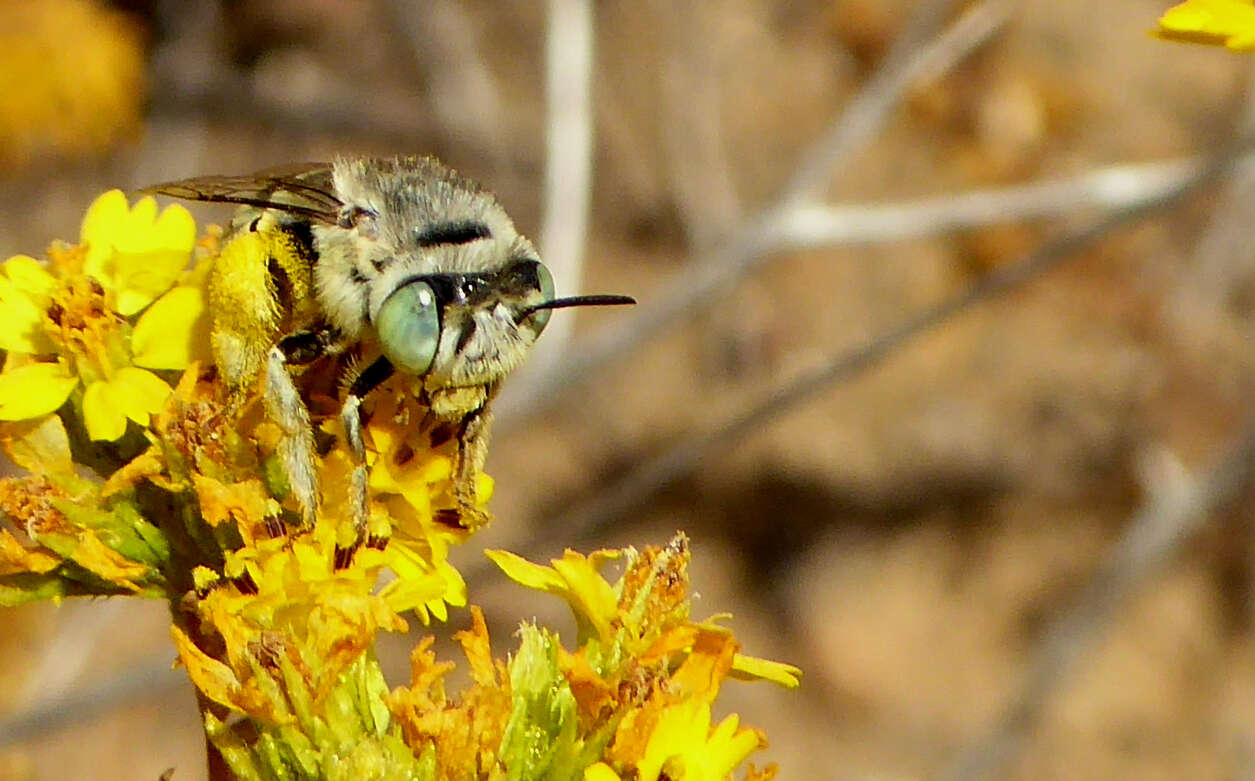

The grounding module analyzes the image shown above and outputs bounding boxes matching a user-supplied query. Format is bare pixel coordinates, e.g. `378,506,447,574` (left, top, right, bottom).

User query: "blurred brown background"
2,0,1254,778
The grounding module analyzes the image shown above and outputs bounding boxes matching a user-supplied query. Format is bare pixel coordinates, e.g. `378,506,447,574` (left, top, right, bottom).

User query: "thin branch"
934,426,1255,781
493,1,1009,427
771,154,1239,250
505,141,1243,557
781,0,1003,205
659,0,743,250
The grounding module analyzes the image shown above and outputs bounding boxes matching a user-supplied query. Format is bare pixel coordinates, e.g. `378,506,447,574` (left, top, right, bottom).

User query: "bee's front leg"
446,403,492,530
427,381,498,530
339,356,395,544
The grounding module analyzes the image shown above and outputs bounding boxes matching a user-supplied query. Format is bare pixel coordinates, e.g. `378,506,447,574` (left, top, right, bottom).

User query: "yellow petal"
583,763,622,781
637,701,711,781
486,548,620,640
4,255,57,299
149,199,197,253
485,549,568,592
0,362,77,420
0,528,60,574
68,530,149,591
0,263,52,354
730,653,802,689
551,551,620,636
111,367,171,426
131,284,212,369
80,189,129,278
171,625,281,720
703,713,764,779
81,379,127,441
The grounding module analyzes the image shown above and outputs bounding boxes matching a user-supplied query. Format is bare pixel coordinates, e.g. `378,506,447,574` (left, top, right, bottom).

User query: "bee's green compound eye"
377,280,440,375
531,262,556,333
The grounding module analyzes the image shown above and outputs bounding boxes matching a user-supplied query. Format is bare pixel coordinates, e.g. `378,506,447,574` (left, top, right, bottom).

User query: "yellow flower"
80,366,173,440
1155,0,1255,49
636,702,764,781
0,190,210,441
176,528,413,721
486,547,622,642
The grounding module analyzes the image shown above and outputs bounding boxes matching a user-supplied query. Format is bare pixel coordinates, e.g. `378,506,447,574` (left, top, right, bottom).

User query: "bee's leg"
434,385,498,530
270,326,343,527
265,345,319,527
339,356,395,548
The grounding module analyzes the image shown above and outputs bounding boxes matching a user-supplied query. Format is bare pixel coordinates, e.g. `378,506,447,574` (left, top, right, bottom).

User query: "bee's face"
372,256,556,387
145,154,631,395
313,157,556,387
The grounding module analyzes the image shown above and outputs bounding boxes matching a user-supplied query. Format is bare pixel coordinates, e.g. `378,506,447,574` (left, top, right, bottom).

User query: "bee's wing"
142,163,342,224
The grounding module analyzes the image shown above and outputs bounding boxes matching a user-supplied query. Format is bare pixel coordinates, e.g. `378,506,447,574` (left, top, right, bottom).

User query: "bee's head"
327,157,633,386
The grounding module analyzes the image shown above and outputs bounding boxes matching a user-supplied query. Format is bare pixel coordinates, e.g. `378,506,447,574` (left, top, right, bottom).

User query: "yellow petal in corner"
1155,0,1255,49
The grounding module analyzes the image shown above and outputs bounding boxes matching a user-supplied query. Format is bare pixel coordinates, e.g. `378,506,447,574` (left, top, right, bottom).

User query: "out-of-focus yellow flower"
0,191,209,441
0,0,145,169
1155,0,1255,49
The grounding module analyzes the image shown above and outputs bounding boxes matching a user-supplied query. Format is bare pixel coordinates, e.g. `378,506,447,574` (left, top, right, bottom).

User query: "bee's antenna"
518,294,635,321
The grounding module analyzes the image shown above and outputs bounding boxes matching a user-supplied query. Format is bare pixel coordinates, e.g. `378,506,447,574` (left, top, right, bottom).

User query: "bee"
145,156,633,544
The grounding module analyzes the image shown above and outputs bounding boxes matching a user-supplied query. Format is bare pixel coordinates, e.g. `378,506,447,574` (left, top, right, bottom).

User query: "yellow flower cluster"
0,192,797,779
1155,0,1255,50
0,190,208,440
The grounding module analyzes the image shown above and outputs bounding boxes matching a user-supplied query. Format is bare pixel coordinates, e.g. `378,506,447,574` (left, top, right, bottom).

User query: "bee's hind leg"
338,356,396,560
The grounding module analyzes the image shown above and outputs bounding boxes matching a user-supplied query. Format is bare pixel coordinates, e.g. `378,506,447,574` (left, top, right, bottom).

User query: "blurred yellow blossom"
0,0,146,169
